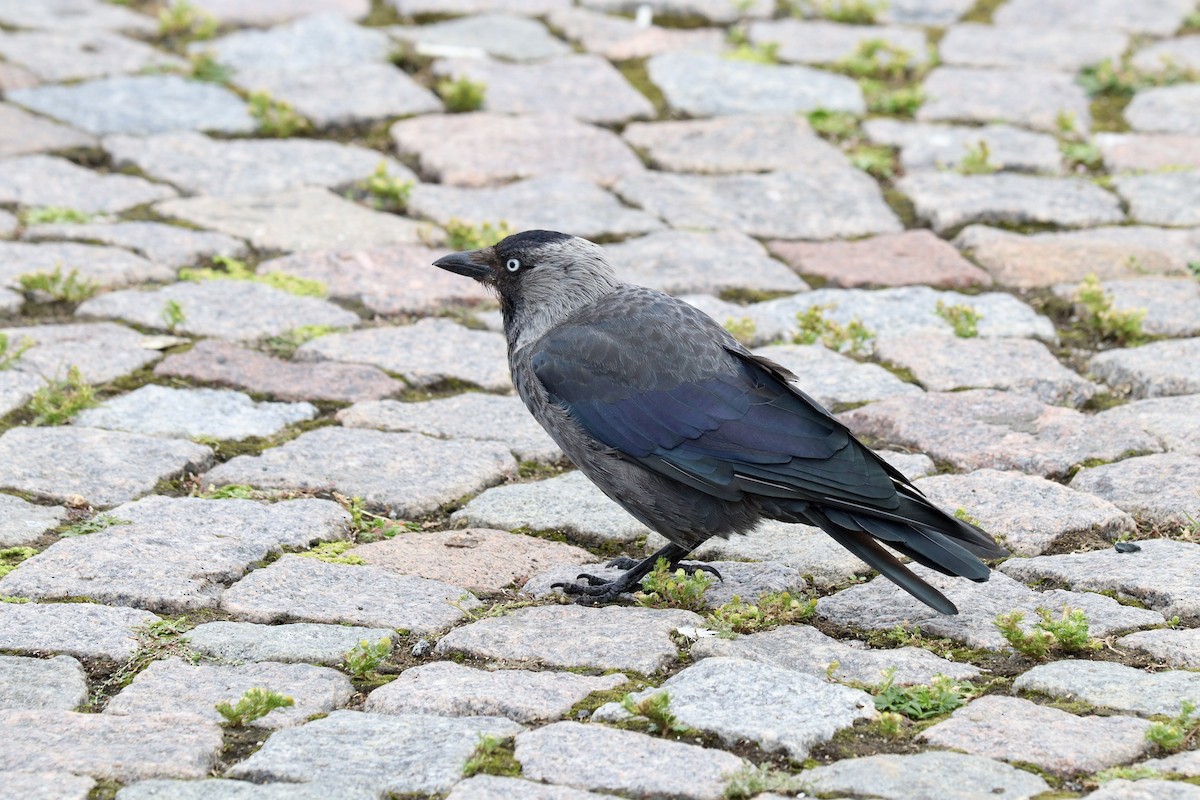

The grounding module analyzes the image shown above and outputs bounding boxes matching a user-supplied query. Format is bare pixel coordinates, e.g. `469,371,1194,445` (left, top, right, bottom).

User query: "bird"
433,230,1007,614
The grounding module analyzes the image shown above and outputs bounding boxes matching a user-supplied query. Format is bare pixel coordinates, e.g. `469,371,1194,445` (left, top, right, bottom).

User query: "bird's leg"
552,543,722,605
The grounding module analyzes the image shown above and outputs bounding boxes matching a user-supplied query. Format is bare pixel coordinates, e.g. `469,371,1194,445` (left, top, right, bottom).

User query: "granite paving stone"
873,334,1098,407
155,188,433,252
0,365,42,418
818,565,1163,650
0,654,87,711
198,14,391,75
22,221,247,269
431,55,652,125
1013,660,1200,717
1098,394,1200,455
0,772,94,800
751,344,923,408
0,29,184,82
1002,538,1200,619
0,0,155,31
1095,133,1200,172
915,469,1136,556
1089,338,1200,398
0,602,158,662
186,621,396,666
546,7,724,61
188,0,369,25
75,386,316,440
365,662,626,722
105,658,353,729
938,24,1127,71
1133,37,1200,72
993,0,1196,35
389,14,571,61
674,293,792,346
897,172,1123,234
0,63,37,93
614,170,901,240
0,710,222,781
0,496,349,612
747,19,926,65
352,528,593,592
0,241,173,292
1114,172,1200,227
1086,780,1200,800
879,451,937,480
394,0,570,16
1118,627,1200,670
0,155,175,215
205,427,516,517
687,519,871,589
154,340,403,404
605,230,806,296
228,710,522,794
581,0,770,22
0,104,97,157
515,721,743,800
0,427,211,508
804,750,1049,799
0,213,16,242
839,389,1161,478
261,244,492,316
647,51,864,116
391,113,644,189
435,605,702,674
104,132,415,198
919,695,1151,776
918,66,1091,132
408,176,662,242
7,75,255,137
115,780,380,800
595,657,874,760
0,494,65,547
448,776,623,800
880,0,973,24
1126,85,1200,135
1056,277,1200,338
297,319,509,392
1139,752,1200,776
691,624,981,685
221,555,481,633
863,119,1062,174
77,281,360,341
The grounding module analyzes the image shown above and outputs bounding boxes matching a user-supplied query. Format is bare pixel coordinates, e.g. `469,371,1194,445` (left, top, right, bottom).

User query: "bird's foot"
604,556,723,581
551,550,725,605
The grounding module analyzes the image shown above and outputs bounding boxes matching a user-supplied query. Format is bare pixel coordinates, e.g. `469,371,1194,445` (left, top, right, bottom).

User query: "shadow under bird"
434,230,1007,614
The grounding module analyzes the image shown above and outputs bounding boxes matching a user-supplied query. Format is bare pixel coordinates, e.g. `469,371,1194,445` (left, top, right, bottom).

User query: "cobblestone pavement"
1,0,1200,798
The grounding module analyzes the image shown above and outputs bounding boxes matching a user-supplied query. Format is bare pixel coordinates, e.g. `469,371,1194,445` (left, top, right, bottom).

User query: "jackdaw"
434,230,1007,614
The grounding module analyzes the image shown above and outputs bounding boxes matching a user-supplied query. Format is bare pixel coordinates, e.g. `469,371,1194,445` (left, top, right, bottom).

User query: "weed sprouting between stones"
870,668,977,719
247,91,311,138
297,541,364,565
357,161,414,212
18,265,98,303
215,688,295,727
462,733,521,778
723,317,757,345
634,557,713,613
794,304,874,356
336,493,421,543
1146,701,1200,753
723,763,807,800
180,255,327,298
1071,274,1148,346
341,637,393,679
28,366,97,425
160,299,186,332
621,691,692,736
437,76,487,113
60,514,131,538
445,218,514,250
794,0,885,24
157,0,217,42
189,50,231,83
935,299,982,338
956,140,998,175
0,547,37,578
17,207,92,226
261,324,342,358
707,592,817,636
994,605,1102,659
0,333,33,370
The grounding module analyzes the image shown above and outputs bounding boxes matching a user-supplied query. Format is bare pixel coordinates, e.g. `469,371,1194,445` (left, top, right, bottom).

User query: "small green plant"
807,108,860,141
336,494,418,543
634,557,713,612
342,637,393,679
0,547,37,579
794,304,874,355
953,506,983,527
723,763,803,800
723,317,757,345
180,255,326,297
878,710,906,737
1074,274,1147,344
18,207,92,226
61,515,132,538
0,596,30,604
462,734,521,777
871,669,975,719
445,218,514,250
145,616,189,638
849,143,896,178
837,39,915,81
725,40,780,64
1079,57,1200,97
18,265,98,303
298,541,364,565
359,161,414,210
862,80,924,116
214,688,294,727
798,0,885,24
0,333,33,370
1056,110,1080,136
957,140,997,175
189,50,231,83
157,0,217,41
203,484,257,500
1146,701,1199,753
28,366,97,425
621,691,690,735
160,299,186,332
1094,765,1165,784
437,76,487,112
263,324,340,358
1189,261,1200,280
707,591,816,636
994,605,1101,658
935,299,982,337
247,91,310,138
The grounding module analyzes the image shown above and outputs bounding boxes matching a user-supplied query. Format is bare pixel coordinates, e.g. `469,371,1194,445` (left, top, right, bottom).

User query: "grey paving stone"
1099,394,1200,455
688,519,870,589
747,19,926,65
22,221,246,269
188,0,368,25
1095,132,1200,172
864,119,1062,174
879,450,937,480
581,0,769,22
0,771,94,800
1126,85,1200,135
155,188,432,252
222,555,480,633
1138,751,1200,777
365,662,626,722
448,776,622,800
675,293,792,346
839,389,1162,478
390,13,570,61
1115,172,1200,227
432,54,651,124
818,565,1164,650
409,176,662,242
806,750,1049,799
7,75,255,137
1013,660,1200,717
0,370,42,418
0,709,222,781
1056,277,1200,338
993,0,1195,35
0,29,184,82
76,386,316,441
2,322,163,387
0,241,173,292
753,344,923,408
915,469,1136,556
647,51,863,116
0,427,211,508
0,494,65,547
0,496,349,612
77,280,359,341
0,63,36,94
515,721,743,800
691,624,981,685
615,169,901,240
1133,37,1200,72
392,113,643,189
0,154,175,214
435,605,701,674
596,657,873,760
0,0,155,31
0,654,87,711
116,779,379,800
874,334,1098,407
1003,537,1200,619
0,213,15,241
880,0,972,25
154,340,403,404
105,132,413,199
1087,780,1200,800
920,695,1150,776
199,14,390,75
261,244,491,317
938,24,1127,71
105,657,353,729
546,7,725,60
0,602,158,662
1090,338,1200,398
918,66,1091,132
954,224,1200,288
1119,627,1200,670
186,621,396,666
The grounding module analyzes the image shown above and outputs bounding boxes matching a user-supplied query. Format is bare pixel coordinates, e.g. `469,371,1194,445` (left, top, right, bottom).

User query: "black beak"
433,249,492,281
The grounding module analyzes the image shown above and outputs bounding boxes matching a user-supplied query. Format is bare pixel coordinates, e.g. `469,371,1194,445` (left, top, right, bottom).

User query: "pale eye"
506,258,521,272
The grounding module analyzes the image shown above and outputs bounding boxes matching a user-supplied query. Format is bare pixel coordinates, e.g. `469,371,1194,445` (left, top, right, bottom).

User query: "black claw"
605,556,640,570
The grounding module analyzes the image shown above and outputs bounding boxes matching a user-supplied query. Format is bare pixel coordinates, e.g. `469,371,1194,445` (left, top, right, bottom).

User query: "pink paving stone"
767,230,992,289
1095,133,1200,172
